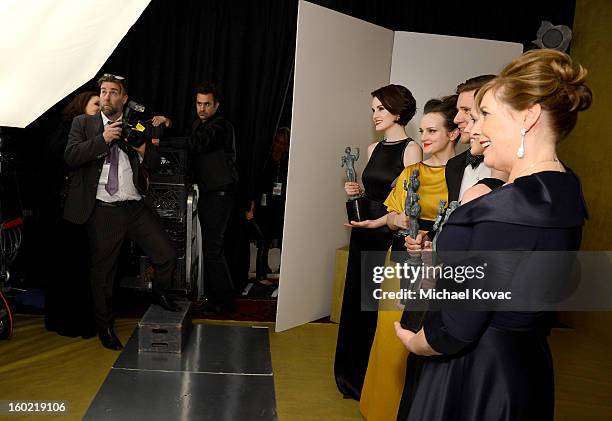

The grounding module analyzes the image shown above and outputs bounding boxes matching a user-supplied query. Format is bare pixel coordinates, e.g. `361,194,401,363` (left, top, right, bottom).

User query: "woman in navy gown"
394,49,592,420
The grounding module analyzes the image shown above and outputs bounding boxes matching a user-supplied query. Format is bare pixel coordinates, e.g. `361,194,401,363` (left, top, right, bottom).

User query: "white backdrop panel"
390,32,523,142
275,1,393,332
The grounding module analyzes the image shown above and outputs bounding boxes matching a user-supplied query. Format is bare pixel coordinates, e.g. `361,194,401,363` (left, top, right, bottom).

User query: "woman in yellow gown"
355,95,460,420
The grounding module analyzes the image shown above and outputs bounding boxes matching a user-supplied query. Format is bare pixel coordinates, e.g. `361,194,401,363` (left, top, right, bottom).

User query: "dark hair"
371,84,416,126
423,95,459,134
275,126,290,144
62,91,98,123
97,73,128,94
195,81,221,103
272,127,291,159
475,49,592,141
456,74,496,94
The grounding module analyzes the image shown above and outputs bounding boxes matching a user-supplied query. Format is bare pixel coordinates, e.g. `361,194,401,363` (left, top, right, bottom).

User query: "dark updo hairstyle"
62,91,98,124
423,94,459,138
475,49,592,141
371,84,417,126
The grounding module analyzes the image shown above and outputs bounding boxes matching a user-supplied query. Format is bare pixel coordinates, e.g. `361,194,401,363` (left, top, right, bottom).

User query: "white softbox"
0,0,150,128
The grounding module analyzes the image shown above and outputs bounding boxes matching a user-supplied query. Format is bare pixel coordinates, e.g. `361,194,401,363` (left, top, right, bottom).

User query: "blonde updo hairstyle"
475,49,592,141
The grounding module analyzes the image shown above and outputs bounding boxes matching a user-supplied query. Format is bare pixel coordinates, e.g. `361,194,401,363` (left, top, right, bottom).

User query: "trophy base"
399,310,426,333
346,197,366,222
390,231,408,262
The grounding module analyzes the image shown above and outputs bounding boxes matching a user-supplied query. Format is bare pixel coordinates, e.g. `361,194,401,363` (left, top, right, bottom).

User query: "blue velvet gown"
398,170,588,421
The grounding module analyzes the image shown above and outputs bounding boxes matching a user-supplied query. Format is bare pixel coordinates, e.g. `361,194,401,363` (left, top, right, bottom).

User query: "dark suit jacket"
445,149,468,204
63,113,161,224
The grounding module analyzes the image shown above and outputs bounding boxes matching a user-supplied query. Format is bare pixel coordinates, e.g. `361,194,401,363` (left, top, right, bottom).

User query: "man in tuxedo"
445,74,496,203
64,74,179,351
408,75,497,251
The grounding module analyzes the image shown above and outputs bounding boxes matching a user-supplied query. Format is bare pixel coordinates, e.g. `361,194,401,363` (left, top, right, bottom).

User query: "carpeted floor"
1,315,611,420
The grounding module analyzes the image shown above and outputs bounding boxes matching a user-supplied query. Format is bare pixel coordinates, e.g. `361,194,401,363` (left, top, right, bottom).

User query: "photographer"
64,73,179,351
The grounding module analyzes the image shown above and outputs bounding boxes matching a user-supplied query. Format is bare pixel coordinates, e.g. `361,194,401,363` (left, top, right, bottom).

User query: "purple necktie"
105,143,119,195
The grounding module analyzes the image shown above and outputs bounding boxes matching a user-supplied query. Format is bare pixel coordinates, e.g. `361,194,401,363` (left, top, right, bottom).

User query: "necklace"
514,157,561,180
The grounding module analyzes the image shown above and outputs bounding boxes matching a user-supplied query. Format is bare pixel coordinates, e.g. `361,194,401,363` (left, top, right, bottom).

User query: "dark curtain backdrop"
9,0,575,287
98,0,300,287
100,0,299,209
313,0,575,47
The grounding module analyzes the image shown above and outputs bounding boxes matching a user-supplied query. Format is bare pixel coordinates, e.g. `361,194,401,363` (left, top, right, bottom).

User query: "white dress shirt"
96,112,142,202
458,161,491,203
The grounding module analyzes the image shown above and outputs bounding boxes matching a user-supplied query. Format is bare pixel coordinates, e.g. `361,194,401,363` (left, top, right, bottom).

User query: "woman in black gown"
394,49,592,420
334,84,422,399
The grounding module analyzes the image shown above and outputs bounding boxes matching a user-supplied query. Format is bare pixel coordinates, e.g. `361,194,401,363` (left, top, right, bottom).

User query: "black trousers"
198,189,235,305
253,202,285,280
255,237,272,280
44,219,96,337
85,200,176,329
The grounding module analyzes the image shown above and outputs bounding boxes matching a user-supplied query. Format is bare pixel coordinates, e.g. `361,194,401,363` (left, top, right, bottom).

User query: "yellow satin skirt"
359,254,409,421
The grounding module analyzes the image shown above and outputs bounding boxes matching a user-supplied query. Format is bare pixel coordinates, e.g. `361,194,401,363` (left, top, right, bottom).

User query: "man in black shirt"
163,82,238,313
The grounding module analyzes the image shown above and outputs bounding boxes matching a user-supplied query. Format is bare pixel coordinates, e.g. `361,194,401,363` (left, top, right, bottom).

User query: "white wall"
390,32,523,141
275,1,394,332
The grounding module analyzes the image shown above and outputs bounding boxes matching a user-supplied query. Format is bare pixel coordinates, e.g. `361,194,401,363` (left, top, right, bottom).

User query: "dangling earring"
517,128,526,158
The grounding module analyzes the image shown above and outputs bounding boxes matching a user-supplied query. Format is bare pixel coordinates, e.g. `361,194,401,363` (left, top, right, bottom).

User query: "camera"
122,101,148,147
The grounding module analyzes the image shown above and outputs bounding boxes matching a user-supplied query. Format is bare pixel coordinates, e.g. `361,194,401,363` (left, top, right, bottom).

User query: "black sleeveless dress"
334,139,413,399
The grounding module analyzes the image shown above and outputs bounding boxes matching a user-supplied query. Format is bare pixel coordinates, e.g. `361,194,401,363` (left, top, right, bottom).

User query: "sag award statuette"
392,169,427,332
432,200,458,252
391,169,420,262
400,199,453,333
342,146,366,222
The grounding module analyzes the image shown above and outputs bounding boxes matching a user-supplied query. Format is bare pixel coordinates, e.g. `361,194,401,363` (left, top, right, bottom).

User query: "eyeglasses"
98,73,127,92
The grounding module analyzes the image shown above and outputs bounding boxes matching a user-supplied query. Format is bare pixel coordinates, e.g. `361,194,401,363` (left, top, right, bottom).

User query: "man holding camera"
64,74,179,351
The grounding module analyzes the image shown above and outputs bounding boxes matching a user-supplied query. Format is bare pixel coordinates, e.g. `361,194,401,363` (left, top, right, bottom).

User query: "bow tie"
465,152,484,169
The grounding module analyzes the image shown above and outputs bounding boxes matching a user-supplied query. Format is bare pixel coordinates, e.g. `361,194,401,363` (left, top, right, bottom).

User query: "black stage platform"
84,324,277,420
